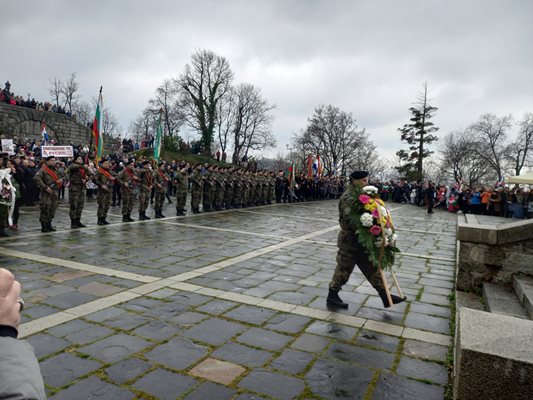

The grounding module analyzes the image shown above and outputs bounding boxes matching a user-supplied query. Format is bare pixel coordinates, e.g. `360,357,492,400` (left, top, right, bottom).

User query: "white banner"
1,139,15,155
41,145,74,158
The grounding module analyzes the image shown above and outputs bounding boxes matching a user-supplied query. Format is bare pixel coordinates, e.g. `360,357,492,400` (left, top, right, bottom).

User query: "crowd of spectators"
372,180,533,219
1,81,70,115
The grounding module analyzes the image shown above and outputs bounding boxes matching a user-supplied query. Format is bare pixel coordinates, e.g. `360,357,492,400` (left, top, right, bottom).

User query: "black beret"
142,160,151,166
45,156,56,161
350,170,369,180
126,158,135,165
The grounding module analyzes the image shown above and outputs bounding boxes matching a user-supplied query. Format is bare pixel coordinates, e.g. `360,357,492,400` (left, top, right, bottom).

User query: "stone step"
513,275,533,319
482,283,528,319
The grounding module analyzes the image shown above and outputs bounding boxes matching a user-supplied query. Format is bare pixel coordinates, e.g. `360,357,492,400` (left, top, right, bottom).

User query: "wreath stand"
376,206,404,307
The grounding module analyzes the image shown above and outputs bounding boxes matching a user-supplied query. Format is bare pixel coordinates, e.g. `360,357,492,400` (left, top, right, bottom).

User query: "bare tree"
48,78,62,108
176,49,234,153
469,113,512,182
128,108,156,144
215,87,235,157
441,130,495,187
148,79,183,142
60,73,80,114
231,83,276,163
299,105,371,177
506,112,533,176
72,101,93,126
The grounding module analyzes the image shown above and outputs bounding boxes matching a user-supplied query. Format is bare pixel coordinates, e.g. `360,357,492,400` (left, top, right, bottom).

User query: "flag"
41,122,49,145
290,162,296,189
92,87,104,162
306,155,313,179
154,109,163,162
312,157,319,176
317,154,323,177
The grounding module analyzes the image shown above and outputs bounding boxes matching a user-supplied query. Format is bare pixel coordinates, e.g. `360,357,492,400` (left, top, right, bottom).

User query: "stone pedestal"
454,307,533,399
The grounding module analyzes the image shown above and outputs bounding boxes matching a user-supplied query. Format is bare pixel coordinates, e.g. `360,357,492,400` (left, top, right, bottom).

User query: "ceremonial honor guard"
138,161,154,220
34,156,64,232
202,164,215,212
173,166,188,216
154,162,169,218
117,159,138,222
95,159,118,225
67,156,91,228
189,164,202,214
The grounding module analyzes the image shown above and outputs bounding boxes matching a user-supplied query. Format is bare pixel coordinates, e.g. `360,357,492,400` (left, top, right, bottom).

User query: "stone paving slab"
4,199,457,399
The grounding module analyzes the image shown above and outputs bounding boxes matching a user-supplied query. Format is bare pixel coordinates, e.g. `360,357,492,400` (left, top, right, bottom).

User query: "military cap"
350,170,369,180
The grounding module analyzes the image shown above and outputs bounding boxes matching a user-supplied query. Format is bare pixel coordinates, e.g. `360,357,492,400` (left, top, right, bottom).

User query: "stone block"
454,307,533,399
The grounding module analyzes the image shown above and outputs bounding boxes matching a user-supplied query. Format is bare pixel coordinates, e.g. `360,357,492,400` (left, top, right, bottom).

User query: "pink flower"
369,225,382,236
385,219,392,228
371,209,380,218
359,194,371,204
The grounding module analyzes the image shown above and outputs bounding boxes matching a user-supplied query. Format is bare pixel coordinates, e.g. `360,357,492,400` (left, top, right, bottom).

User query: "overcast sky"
2,0,532,160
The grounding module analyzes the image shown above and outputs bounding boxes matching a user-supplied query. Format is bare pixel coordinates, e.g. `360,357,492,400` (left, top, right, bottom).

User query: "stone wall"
457,214,533,291
0,102,118,153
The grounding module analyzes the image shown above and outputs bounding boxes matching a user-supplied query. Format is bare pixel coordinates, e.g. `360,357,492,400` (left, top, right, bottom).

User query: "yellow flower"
376,199,384,206
364,202,377,211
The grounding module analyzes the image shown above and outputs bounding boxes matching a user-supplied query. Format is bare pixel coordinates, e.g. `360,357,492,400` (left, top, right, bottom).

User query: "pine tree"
396,82,439,181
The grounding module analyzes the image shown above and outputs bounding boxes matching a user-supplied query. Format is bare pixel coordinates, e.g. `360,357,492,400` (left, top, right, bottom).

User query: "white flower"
379,206,388,216
360,212,374,227
362,185,379,195
392,234,398,242
385,228,393,236
375,239,382,247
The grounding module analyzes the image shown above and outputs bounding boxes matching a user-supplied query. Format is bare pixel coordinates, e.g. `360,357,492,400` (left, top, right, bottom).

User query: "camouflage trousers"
202,189,213,210
139,190,150,213
154,192,165,212
268,188,274,203
329,246,384,292
96,188,112,218
224,188,233,208
232,188,242,207
69,187,85,219
176,191,187,212
39,190,59,223
191,189,201,210
214,189,224,209
122,190,135,215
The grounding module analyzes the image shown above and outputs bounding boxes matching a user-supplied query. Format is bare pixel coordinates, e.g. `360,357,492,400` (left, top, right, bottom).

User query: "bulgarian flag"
306,155,313,179
153,108,163,162
317,154,323,177
92,87,104,162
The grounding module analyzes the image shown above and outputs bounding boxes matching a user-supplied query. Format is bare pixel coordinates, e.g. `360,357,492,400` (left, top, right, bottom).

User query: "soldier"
232,169,243,208
202,164,215,212
327,170,407,309
275,170,284,203
212,166,222,211
224,168,234,209
117,159,138,222
95,159,118,225
67,155,91,228
268,172,275,204
241,171,251,208
138,160,154,220
173,165,188,216
154,162,169,218
189,163,202,213
34,156,64,232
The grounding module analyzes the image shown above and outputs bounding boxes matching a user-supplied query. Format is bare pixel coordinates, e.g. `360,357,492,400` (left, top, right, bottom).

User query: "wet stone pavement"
1,197,457,399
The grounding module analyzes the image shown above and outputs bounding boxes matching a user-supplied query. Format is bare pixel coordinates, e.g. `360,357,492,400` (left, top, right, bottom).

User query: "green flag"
154,109,163,162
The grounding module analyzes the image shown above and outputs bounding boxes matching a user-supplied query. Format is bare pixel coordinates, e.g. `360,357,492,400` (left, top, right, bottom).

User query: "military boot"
326,289,348,309
47,222,57,232
40,220,50,232
71,218,79,228
76,219,87,228
97,217,105,225
379,291,407,308
143,212,151,220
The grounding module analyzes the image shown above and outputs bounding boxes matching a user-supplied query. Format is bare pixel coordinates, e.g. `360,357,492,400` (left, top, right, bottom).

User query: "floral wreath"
347,185,400,269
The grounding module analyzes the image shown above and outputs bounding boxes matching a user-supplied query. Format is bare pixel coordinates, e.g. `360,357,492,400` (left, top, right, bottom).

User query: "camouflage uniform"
329,186,384,292
242,173,250,207
34,164,64,231
268,174,275,204
173,170,188,215
138,167,154,219
95,166,118,223
214,171,225,211
232,172,243,208
67,162,91,226
202,170,214,212
117,166,138,221
154,168,169,217
190,169,203,213
224,172,234,209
